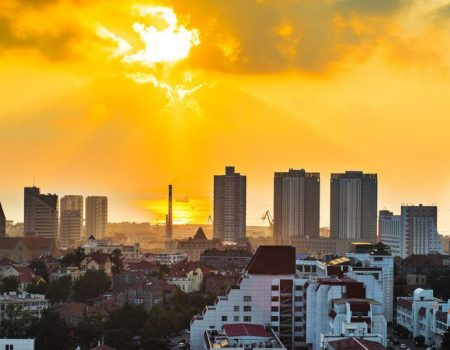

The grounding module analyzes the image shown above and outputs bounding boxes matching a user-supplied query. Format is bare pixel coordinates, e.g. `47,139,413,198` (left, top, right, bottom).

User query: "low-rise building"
0,292,48,319
81,236,140,259
177,227,222,261
0,237,59,263
204,323,286,350
49,266,83,282
0,339,35,350
154,252,187,266
166,260,212,293
122,278,164,310
80,253,112,276
200,248,253,272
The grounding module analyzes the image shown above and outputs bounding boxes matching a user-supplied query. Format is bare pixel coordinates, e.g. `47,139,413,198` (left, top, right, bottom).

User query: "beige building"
80,253,112,276
177,227,222,261
0,237,59,263
85,196,108,239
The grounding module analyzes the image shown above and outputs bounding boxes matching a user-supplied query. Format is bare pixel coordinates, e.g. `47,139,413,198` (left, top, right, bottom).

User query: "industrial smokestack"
166,184,173,239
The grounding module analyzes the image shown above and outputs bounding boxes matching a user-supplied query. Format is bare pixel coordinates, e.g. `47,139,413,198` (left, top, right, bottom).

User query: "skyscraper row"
213,167,379,243
379,204,443,258
23,187,107,248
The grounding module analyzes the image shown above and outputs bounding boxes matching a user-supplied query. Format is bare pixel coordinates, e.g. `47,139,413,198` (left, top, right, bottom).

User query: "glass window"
244,306,251,312
222,316,227,321
243,296,251,302
244,316,251,322
234,306,239,312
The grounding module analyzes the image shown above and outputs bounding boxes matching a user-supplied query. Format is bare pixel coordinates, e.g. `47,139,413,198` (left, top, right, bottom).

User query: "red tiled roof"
401,255,444,269
168,260,212,278
329,337,386,350
350,301,370,312
246,246,296,275
397,298,413,310
126,260,158,272
14,266,34,283
193,227,208,240
223,323,269,338
86,253,110,266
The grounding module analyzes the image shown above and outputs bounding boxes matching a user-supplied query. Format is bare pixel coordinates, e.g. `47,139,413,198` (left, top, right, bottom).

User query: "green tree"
73,270,111,302
104,328,133,350
1,276,19,293
75,314,104,349
46,276,72,304
29,260,49,281
26,278,48,295
110,248,123,275
106,303,149,333
61,247,85,268
0,304,37,338
34,310,70,350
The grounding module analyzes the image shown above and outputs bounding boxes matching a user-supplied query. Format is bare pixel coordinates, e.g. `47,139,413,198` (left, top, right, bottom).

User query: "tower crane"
261,210,273,227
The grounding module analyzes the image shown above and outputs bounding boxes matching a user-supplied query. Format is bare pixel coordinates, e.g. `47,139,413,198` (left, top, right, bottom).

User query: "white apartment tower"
60,195,83,248
213,166,246,243
85,196,108,239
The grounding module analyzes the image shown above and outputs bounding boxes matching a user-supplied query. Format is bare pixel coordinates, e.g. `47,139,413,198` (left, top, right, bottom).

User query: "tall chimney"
166,184,173,239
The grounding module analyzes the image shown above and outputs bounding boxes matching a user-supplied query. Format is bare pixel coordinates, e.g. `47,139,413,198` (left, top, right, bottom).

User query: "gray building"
24,187,58,239
85,196,108,239
273,169,320,242
0,202,5,237
330,171,377,240
60,195,83,248
213,166,246,243
379,210,403,257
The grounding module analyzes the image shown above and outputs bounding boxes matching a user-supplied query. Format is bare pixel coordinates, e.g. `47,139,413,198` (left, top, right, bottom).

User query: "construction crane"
261,210,273,227
207,215,213,225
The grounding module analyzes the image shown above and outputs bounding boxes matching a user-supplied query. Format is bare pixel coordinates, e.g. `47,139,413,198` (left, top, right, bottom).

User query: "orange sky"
1,0,450,232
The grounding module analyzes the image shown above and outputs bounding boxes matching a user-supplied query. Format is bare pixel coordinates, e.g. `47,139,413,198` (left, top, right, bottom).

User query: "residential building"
322,334,385,350
60,195,83,249
153,252,188,266
380,205,443,258
85,196,108,239
402,205,443,257
166,260,212,293
330,172,377,241
50,266,83,282
24,186,58,239
190,245,388,350
80,253,112,276
203,274,241,296
0,265,34,291
81,235,140,259
0,292,48,319
396,288,450,347
122,277,164,311
379,210,403,257
177,227,222,261
200,248,253,272
204,323,287,350
273,169,320,241
0,202,5,237
57,302,109,327
0,237,59,263
0,339,35,350
213,166,246,243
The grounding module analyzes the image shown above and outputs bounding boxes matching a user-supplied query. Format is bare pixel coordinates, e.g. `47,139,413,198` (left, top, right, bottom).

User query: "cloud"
333,0,409,16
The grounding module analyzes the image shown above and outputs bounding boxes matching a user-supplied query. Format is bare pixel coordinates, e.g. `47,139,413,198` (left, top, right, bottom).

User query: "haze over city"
1,1,450,231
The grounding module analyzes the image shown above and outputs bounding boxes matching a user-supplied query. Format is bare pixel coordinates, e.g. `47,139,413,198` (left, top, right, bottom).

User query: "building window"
295,285,302,291
271,306,278,312
234,305,239,312
271,316,278,322
243,296,251,302
6,345,14,350
244,316,251,322
295,306,302,312
234,316,239,322
222,316,227,322
244,306,251,312
271,296,279,302
295,296,302,302
271,285,279,291
295,316,302,322
272,326,278,331
295,326,302,332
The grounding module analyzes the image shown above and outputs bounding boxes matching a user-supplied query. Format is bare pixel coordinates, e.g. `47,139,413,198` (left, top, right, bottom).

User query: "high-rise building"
60,195,83,249
24,187,58,239
213,166,246,243
330,171,377,240
166,184,173,240
401,204,442,257
379,210,403,257
273,169,320,241
0,202,5,237
85,196,108,239
380,205,443,258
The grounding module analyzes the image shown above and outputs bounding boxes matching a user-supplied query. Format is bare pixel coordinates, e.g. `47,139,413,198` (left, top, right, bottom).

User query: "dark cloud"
0,15,80,60
171,0,412,73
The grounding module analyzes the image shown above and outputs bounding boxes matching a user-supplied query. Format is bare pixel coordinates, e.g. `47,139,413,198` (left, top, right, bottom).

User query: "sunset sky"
2,0,450,232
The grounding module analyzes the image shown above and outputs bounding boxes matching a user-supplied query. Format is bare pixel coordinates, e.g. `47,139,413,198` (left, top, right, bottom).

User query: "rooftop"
329,337,386,350
246,246,296,275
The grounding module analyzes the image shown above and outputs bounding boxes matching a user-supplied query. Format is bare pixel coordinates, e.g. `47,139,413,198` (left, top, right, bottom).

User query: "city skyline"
2,1,450,232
